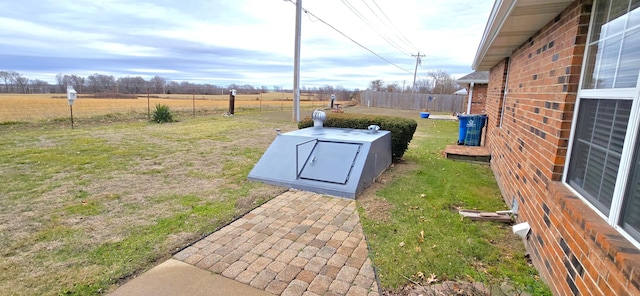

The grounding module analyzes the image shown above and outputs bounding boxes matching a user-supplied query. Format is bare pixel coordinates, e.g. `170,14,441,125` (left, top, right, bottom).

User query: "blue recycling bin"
457,114,487,146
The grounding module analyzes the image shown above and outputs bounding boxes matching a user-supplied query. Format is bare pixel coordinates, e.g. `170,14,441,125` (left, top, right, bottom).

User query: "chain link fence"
0,94,327,122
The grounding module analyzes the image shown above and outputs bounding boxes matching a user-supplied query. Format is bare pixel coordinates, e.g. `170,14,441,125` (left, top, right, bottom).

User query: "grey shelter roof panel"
298,141,361,184
296,139,317,176
247,127,392,199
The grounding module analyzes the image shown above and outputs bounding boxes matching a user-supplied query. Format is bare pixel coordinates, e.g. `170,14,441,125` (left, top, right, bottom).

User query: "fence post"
147,88,150,121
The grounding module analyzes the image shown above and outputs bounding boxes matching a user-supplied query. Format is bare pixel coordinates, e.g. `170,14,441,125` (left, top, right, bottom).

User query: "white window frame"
499,58,511,128
563,0,640,249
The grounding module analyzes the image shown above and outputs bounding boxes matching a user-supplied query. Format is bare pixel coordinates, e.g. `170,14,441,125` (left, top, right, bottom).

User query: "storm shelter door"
297,140,361,184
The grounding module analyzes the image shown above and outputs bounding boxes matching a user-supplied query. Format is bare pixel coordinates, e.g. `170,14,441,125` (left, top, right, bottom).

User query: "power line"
284,0,413,74
368,0,421,53
339,0,413,56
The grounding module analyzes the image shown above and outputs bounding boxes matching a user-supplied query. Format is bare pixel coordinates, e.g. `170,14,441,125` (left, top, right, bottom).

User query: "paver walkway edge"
109,190,380,296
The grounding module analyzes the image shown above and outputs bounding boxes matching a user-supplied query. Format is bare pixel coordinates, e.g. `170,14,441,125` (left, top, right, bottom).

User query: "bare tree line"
0,71,38,94
0,70,362,101
1,69,458,98
368,70,462,94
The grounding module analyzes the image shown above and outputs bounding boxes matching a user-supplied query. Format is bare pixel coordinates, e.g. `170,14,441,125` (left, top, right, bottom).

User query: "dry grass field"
0,93,335,122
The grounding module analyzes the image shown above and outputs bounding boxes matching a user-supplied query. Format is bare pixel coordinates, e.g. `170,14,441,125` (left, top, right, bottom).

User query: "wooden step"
444,145,491,163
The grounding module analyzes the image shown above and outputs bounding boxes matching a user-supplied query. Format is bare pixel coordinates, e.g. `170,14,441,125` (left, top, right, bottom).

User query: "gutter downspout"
466,82,474,114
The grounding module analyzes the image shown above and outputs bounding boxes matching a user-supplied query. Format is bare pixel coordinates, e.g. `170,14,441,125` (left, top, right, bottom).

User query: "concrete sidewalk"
425,114,457,120
109,190,379,296
109,259,272,296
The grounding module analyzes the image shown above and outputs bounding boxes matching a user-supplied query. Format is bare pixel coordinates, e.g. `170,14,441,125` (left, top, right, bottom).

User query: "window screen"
567,99,632,215
620,128,640,241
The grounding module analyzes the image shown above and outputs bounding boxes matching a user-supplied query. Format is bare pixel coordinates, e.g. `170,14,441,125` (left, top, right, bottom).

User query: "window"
499,58,511,128
567,99,631,214
566,0,640,245
621,135,640,240
582,0,640,89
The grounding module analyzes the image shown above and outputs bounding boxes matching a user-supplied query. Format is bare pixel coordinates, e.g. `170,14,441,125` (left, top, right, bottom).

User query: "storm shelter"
247,120,392,199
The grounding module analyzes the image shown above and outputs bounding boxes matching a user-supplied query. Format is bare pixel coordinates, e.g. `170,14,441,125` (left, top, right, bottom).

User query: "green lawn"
353,109,550,295
0,106,549,295
0,109,297,295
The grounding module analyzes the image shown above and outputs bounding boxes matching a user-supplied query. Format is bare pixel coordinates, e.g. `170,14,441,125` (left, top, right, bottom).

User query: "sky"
0,0,494,90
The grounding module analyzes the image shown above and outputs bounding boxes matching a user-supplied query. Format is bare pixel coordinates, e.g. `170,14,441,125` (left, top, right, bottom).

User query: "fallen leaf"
427,273,438,284
399,241,405,247
416,272,425,280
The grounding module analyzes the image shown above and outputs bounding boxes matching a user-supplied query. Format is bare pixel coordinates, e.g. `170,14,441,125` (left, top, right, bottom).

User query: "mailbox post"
67,86,77,129
330,94,336,109
229,89,236,115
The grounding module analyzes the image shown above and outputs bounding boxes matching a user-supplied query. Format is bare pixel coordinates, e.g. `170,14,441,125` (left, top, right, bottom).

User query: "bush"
152,104,174,123
298,113,417,159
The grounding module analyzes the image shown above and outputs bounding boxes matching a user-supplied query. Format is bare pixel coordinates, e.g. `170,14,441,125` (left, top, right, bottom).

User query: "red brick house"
472,0,640,295
456,71,489,114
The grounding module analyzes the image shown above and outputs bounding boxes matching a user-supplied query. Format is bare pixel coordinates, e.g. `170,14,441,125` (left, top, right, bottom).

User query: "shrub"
152,104,174,123
298,113,417,159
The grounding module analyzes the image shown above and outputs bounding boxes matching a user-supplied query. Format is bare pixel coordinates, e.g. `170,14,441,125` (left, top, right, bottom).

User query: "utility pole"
292,0,302,122
411,52,425,94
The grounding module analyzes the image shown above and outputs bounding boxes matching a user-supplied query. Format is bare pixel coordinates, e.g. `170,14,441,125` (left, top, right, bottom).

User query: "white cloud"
82,42,163,57
0,0,494,89
128,68,179,74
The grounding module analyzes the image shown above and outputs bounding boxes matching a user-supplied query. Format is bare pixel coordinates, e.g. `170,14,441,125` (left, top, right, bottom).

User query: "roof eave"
472,0,575,71
456,79,490,84
472,0,517,71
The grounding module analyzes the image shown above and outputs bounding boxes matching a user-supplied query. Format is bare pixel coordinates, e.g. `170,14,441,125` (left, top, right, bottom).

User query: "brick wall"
486,61,507,128
484,0,640,295
469,84,488,114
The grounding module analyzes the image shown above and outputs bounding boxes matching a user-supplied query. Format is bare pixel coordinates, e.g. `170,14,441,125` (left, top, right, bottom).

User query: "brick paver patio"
174,190,379,296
